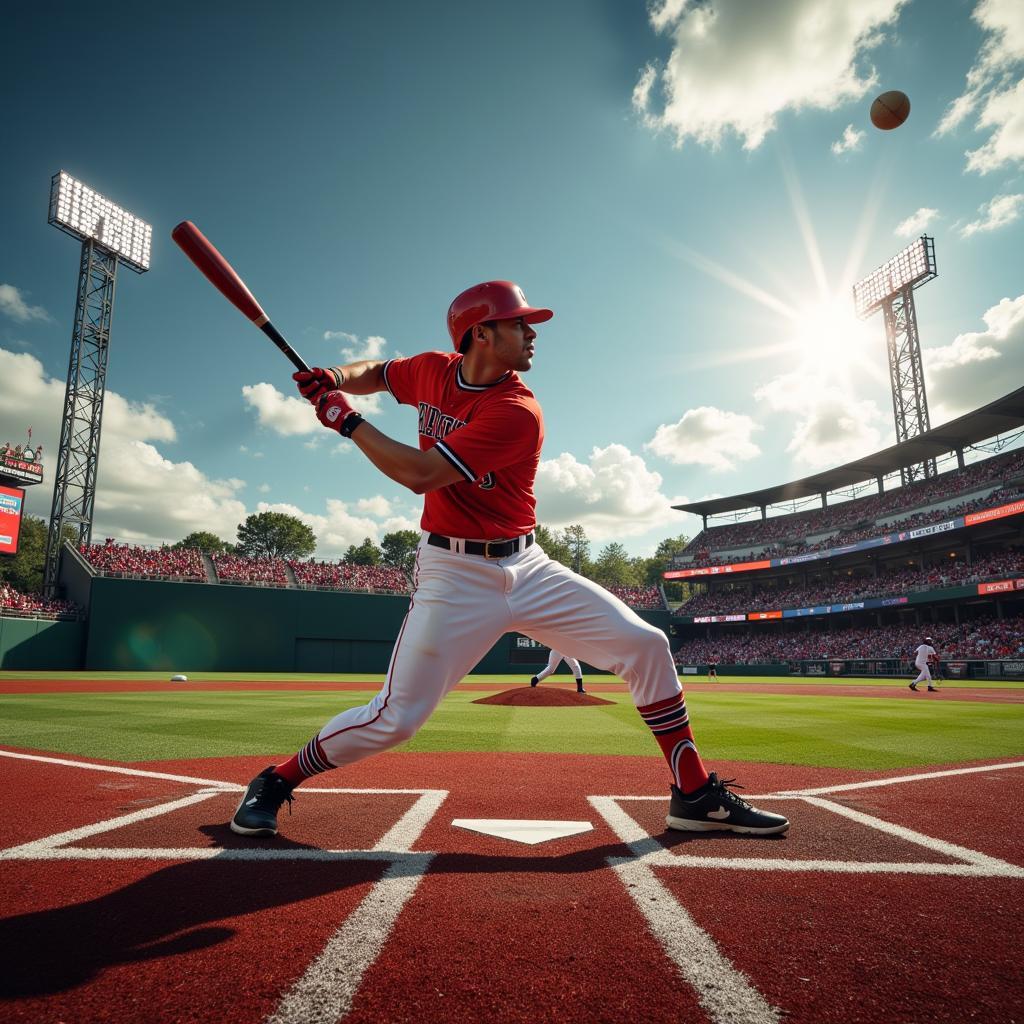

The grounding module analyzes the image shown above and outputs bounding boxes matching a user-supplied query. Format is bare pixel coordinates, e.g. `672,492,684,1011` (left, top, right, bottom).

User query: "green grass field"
1,672,1022,771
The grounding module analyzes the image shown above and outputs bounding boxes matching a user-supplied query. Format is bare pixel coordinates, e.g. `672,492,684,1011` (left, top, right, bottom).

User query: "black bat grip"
260,320,310,373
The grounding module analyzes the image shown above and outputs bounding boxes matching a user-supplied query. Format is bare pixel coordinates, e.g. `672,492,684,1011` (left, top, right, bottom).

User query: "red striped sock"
272,734,334,787
637,693,709,793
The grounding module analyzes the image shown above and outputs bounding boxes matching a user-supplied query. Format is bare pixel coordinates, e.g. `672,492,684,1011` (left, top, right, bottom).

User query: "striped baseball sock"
272,733,334,787
638,692,710,794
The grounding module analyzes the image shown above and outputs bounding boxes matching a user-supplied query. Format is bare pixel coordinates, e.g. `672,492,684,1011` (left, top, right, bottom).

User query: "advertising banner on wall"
0,485,25,556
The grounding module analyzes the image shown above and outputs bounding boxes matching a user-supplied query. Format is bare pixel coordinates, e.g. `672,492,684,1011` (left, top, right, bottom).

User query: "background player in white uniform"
530,649,585,693
231,281,788,838
909,637,938,692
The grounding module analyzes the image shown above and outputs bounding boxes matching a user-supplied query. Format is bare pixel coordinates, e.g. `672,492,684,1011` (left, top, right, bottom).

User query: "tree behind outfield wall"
562,524,592,576
534,524,572,567
381,530,420,575
648,533,691,602
592,542,640,586
174,531,230,555
345,536,383,566
236,511,316,560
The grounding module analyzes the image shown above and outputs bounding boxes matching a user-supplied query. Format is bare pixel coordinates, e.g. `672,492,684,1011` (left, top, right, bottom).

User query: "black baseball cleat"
909,683,919,691
230,766,295,836
927,686,939,692
577,685,587,694
529,676,539,687
667,772,789,835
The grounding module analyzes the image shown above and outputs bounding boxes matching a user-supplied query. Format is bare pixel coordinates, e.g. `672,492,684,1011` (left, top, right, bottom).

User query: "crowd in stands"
680,449,1024,562
679,484,1024,570
674,614,1024,664
290,559,409,593
605,584,664,609
0,582,78,619
212,553,290,587
677,550,1023,616
82,540,205,581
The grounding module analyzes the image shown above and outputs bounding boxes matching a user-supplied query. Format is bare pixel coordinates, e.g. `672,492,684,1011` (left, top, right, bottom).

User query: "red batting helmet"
446,280,553,350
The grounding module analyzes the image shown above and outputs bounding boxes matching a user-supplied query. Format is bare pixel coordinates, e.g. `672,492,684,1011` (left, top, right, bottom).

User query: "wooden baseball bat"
171,221,310,373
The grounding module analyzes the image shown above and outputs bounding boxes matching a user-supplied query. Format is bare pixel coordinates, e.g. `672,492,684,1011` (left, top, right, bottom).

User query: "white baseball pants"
316,535,680,768
535,648,582,682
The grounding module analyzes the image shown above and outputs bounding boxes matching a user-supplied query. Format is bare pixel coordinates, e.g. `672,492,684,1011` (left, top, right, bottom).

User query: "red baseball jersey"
383,351,544,538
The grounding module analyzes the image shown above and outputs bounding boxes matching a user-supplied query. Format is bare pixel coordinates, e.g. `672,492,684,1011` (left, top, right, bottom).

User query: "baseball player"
909,636,938,692
707,659,717,682
231,281,788,838
530,649,585,693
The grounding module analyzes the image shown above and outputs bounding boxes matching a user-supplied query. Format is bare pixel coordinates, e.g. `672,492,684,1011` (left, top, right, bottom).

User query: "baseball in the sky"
870,90,911,130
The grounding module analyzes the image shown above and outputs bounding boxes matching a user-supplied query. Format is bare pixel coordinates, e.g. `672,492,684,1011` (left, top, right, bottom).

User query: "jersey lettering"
479,472,496,490
418,401,466,440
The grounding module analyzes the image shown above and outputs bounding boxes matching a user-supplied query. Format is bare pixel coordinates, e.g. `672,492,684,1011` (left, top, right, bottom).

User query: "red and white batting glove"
316,390,364,438
294,366,344,404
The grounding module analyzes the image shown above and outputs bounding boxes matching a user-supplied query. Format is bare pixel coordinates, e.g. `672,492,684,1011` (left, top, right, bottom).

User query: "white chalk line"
5,748,1023,1023
589,762,1024,1024
776,759,1024,796
613,857,781,1024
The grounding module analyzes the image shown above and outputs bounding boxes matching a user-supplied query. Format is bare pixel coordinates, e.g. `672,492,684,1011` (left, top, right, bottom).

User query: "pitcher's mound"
473,687,614,707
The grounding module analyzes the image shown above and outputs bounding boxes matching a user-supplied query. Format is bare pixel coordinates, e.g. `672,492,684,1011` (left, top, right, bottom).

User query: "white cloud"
256,499,419,557
535,444,684,541
831,123,865,155
645,406,761,472
323,331,388,362
0,283,50,323
634,0,908,150
242,383,318,436
936,0,1024,174
0,347,248,545
242,381,383,435
355,495,392,517
960,192,1024,236
926,293,1024,419
755,371,886,468
258,483,271,494
895,207,940,237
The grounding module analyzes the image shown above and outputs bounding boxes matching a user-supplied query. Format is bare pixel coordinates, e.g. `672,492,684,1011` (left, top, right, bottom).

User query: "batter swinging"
231,281,789,838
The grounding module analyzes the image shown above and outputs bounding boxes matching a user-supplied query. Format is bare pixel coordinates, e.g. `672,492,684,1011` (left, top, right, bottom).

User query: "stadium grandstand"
667,386,1024,680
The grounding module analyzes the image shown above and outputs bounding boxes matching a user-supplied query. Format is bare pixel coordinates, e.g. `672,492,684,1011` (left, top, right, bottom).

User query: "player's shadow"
0,824,374,998
0,825,784,998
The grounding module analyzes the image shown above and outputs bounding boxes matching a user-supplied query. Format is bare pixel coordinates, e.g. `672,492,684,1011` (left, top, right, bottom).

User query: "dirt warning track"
1,748,1022,1024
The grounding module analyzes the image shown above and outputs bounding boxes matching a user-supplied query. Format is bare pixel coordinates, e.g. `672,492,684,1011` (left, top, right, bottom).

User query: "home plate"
451,819,594,845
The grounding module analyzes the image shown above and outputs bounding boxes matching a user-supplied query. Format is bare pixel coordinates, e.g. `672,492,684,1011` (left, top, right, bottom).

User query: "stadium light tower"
853,235,938,486
43,171,152,596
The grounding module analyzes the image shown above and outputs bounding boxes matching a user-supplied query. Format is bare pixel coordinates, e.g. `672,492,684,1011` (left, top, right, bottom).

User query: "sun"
788,295,880,381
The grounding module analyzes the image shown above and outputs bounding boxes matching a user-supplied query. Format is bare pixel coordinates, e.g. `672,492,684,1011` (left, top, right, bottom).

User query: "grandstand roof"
675,385,1024,518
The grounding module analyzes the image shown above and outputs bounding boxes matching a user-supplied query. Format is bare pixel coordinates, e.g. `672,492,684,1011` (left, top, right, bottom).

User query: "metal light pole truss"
43,241,118,595
882,285,935,484
853,235,938,487
43,171,150,598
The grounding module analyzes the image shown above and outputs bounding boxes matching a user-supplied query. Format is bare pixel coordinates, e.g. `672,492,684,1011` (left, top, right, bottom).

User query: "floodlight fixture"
853,235,936,320
43,170,153,595
48,170,152,273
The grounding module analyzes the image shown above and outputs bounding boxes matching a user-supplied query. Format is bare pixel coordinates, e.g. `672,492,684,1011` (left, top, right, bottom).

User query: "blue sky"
1,0,1022,557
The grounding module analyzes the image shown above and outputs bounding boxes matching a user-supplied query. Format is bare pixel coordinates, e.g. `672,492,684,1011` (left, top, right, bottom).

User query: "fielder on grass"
230,281,789,838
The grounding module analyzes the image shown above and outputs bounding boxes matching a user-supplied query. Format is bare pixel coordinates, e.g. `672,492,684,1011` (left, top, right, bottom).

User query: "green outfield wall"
83,578,673,674
0,616,85,669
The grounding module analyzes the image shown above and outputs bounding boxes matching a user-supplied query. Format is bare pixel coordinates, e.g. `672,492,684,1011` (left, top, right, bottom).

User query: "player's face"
490,317,537,372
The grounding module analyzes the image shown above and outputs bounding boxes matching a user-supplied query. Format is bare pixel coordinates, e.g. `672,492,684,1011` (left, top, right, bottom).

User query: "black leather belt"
427,532,534,558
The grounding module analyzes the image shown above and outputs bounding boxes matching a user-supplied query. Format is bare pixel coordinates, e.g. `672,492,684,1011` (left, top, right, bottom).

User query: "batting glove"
316,390,364,438
294,366,344,404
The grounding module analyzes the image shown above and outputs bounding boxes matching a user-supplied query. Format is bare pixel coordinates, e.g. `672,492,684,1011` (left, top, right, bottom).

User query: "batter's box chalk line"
0,749,447,861
588,758,1024,878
